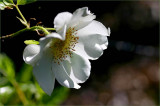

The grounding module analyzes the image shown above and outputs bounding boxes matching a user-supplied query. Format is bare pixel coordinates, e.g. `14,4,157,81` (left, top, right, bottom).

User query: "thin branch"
0,26,55,39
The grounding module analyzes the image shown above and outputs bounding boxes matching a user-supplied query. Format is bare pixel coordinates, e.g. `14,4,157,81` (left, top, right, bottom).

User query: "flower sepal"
24,40,40,45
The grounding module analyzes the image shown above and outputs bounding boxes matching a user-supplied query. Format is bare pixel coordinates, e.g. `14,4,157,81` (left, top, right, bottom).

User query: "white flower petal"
69,53,91,83
33,52,55,96
68,7,96,30
52,61,81,89
100,42,108,50
23,44,40,66
56,24,67,40
77,20,110,37
40,33,63,49
74,34,108,60
54,12,72,32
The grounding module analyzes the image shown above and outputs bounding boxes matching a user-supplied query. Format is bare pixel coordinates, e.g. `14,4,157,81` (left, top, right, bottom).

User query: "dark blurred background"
1,1,159,105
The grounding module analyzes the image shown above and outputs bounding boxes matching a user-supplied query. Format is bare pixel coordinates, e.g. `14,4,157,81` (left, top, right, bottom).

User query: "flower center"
50,27,79,64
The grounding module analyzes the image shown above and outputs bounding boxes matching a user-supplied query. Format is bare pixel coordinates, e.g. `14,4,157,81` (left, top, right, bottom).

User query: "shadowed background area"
1,1,159,105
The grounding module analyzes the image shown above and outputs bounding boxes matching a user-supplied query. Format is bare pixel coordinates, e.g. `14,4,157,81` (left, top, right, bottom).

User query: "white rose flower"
23,7,110,95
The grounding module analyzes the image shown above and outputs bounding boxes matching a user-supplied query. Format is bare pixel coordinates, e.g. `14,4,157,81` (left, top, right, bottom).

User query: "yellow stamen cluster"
50,27,79,64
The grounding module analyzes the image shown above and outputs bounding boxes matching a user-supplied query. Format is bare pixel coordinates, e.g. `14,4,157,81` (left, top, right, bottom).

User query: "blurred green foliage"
0,0,14,10
17,0,36,5
0,53,70,105
0,0,37,10
0,53,15,81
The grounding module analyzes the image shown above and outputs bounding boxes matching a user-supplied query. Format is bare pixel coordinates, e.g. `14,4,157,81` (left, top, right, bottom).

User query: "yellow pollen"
50,27,79,64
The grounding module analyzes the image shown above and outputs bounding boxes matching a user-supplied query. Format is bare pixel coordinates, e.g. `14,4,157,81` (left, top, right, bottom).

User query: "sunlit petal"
40,33,64,49
74,34,108,60
33,52,55,96
52,61,81,89
68,7,96,30
23,44,40,66
77,20,110,37
54,12,72,31
69,53,91,83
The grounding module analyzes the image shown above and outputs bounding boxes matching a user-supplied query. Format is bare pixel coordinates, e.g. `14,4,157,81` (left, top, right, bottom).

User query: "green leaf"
5,0,13,3
20,82,37,100
42,87,70,105
0,2,6,10
17,0,36,5
0,54,15,80
17,63,33,82
34,81,45,100
0,69,9,86
0,0,14,10
49,87,69,105
16,16,27,26
24,40,39,45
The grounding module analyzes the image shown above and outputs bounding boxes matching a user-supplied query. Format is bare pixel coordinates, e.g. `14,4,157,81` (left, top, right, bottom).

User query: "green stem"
10,79,29,105
45,28,56,31
0,26,52,39
15,5,29,28
32,26,50,35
